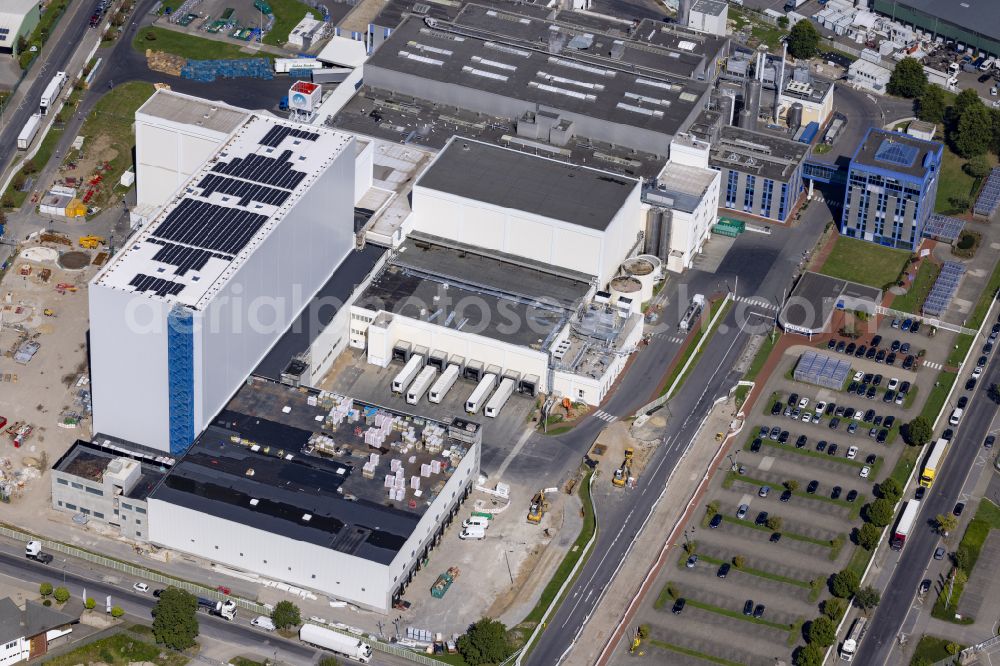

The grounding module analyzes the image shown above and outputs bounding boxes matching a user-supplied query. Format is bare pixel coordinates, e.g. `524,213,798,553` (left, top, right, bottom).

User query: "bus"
920,437,949,488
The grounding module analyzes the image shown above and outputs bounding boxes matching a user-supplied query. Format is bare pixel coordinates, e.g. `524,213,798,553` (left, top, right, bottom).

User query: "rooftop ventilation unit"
471,56,517,71
463,66,509,81
484,41,531,57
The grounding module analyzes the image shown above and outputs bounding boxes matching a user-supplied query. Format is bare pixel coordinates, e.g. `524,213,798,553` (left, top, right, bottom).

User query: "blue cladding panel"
168,307,195,456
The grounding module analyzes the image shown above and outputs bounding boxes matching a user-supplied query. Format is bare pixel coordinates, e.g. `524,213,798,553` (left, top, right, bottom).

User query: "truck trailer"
839,616,867,661
429,364,459,403
391,354,424,394
17,114,42,150
484,377,515,418
406,366,437,404
299,624,372,663
466,373,497,414
196,597,238,620
39,71,68,115
890,499,921,550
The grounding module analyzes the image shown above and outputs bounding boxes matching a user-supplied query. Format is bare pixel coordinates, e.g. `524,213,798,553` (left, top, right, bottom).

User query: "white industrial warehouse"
90,111,358,455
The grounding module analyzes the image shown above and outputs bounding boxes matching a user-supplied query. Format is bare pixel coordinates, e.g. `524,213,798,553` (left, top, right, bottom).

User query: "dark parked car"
886,352,897,366
900,342,911,354
759,425,769,437
845,343,857,355
846,489,858,503
871,335,882,347
877,429,888,443
844,407,855,419
769,532,781,543
825,402,837,415
847,422,858,434
944,428,954,440
743,600,754,615
864,409,875,422
873,415,883,426
828,443,839,456
985,435,996,449
685,554,698,568
883,390,895,403
873,374,883,386
978,355,988,367
862,373,873,384
836,341,847,353
780,489,792,502
902,318,913,331
672,598,686,614
919,579,931,595
911,321,920,333
848,381,858,393
807,480,819,494
829,417,840,430
915,486,926,500
903,355,915,370
753,604,766,618
789,393,799,406
899,381,911,395
779,430,790,444
866,386,877,400
883,416,895,429
866,347,878,360
855,345,867,358
968,377,979,391
827,339,837,349
958,396,968,409
771,401,782,415
795,435,807,448
755,511,769,526
751,438,762,452
890,339,901,352
710,513,723,528
875,350,886,364
954,502,966,516
718,563,731,578
865,454,877,465
816,440,827,452
831,486,842,500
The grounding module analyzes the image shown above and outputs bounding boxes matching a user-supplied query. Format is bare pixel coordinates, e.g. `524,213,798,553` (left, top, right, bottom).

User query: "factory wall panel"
89,284,173,451
462,204,505,252
197,141,357,436
507,214,555,265
147,499,394,611
135,119,230,211
550,226,603,280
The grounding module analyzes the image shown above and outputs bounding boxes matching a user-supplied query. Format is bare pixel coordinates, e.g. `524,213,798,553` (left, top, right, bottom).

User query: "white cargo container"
466,373,497,414
484,377,515,418
406,366,437,404
299,623,373,663
429,364,459,403
391,354,424,394
17,113,42,150
39,71,68,115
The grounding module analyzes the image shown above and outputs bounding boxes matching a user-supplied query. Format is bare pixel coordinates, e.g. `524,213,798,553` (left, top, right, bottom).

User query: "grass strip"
932,499,1000,622
721,515,832,548
133,25,266,60
660,299,733,397
727,470,862,512
648,640,743,666
966,258,1000,330
744,333,780,383
948,334,974,367
818,236,911,290
891,260,941,314
261,0,315,46
683,597,793,632
693,552,811,589
910,635,965,665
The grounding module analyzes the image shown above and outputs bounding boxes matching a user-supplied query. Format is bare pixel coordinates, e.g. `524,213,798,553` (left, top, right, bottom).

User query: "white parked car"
814,401,827,414
887,378,899,391
853,371,864,382
860,466,871,479
133,582,150,593
798,397,809,409
847,446,858,460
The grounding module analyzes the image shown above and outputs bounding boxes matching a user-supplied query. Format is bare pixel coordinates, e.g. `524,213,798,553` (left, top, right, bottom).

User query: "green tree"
917,85,947,124
954,543,973,571
864,498,896,527
85,598,96,610
795,643,826,666
988,383,1000,404
39,582,52,597
949,195,971,212
152,587,199,651
785,479,800,492
806,615,837,647
955,103,994,157
966,154,992,178
457,618,513,666
830,569,861,598
765,516,783,531
878,477,902,502
936,513,958,536
53,587,70,604
887,57,927,98
857,522,883,551
778,16,789,29
786,20,821,60
732,555,746,569
271,600,301,630
821,597,846,620
854,586,881,614
904,415,932,446
111,606,124,618
953,88,983,121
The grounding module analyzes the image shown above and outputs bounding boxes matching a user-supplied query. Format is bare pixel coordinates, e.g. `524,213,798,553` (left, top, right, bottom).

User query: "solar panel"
150,241,226,276
129,274,186,298
922,214,965,243
874,139,919,167
922,261,965,317
197,173,291,207
974,167,1000,218
152,199,268,255
212,151,307,190
794,351,850,390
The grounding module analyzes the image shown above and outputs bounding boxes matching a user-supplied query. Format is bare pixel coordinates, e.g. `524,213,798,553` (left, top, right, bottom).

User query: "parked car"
847,446,858,459
743,600,754,615
795,435,807,448
828,443,839,456
737,503,749,519
954,502,966,516
710,513,723,528
672,598,686,614
717,563,731,578
133,582,150,594
780,489,792,503
685,554,698,568
751,438,762,452
759,486,771,498
807,480,819,494
934,546,946,560
985,435,996,449
816,440,827,452
846,489,858,503
753,604,766,618
831,486,842,500
755,511,769,526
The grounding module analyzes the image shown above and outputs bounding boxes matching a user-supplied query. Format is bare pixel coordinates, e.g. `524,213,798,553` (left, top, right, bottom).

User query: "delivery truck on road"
300,623,373,663
890,499,921,550
196,597,238,620
25,540,53,564
17,113,41,150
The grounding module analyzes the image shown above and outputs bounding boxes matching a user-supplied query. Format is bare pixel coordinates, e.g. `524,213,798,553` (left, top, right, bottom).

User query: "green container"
471,511,493,520
254,0,272,14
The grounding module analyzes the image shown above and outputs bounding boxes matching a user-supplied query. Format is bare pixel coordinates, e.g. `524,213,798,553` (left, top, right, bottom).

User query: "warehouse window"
57,501,62,507
122,503,133,511
65,503,76,511
57,478,68,486
94,512,104,519
85,486,103,496
80,508,91,515
71,482,83,490
136,519,142,525
136,507,146,514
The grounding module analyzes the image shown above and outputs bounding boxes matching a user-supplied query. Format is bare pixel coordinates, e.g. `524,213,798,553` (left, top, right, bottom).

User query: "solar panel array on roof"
793,350,850,390
258,124,320,148
874,139,919,167
922,213,966,243
922,261,965,317
148,239,229,277
198,173,292,208
129,274,186,298
974,167,1000,218
153,198,269,255
212,150,307,190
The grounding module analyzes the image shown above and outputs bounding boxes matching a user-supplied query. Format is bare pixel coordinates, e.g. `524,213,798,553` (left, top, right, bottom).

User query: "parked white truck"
25,540,53,564
300,624,373,663
17,113,41,150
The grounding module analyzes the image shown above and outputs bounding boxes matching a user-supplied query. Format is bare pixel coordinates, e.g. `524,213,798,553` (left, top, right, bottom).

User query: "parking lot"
618,312,960,665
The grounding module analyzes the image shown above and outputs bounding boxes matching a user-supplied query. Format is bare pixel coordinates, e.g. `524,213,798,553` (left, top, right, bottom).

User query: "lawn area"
18,0,69,69
890,260,941,314
660,299,733,398
649,640,743,666
933,499,1000,622
966,257,1000,331
910,634,963,665
43,632,187,666
947,333,974,366
134,26,263,60
818,235,911,289
935,146,995,214
262,0,315,46
1,126,64,209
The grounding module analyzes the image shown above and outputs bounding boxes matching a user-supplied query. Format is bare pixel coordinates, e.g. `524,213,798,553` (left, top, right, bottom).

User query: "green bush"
53,587,70,604
85,598,96,610
830,569,860,598
39,582,52,597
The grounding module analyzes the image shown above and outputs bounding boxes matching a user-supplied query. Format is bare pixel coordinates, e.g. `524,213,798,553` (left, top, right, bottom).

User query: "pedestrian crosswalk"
735,296,779,312
594,410,617,423
923,360,943,370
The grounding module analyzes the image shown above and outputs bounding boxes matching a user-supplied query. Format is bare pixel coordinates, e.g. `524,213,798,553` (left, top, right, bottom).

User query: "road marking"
923,361,943,370
561,509,635,628
593,410,617,423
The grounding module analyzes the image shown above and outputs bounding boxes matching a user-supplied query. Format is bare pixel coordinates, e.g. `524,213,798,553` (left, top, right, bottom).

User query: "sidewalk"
563,398,740,666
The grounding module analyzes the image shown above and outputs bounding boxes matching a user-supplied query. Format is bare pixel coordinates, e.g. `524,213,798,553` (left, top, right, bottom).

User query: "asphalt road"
0,0,95,178
526,194,832,666
855,326,999,664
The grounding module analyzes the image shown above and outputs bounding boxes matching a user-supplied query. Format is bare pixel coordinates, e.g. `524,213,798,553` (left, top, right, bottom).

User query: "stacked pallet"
146,50,186,76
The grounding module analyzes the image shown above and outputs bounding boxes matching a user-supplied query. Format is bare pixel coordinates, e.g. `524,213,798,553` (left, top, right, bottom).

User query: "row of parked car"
769,390,897,442
89,0,112,27
754,425,875,478
827,336,918,370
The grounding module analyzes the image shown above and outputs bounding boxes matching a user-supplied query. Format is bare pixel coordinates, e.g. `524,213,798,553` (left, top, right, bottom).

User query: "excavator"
527,490,549,524
78,235,105,249
612,447,634,488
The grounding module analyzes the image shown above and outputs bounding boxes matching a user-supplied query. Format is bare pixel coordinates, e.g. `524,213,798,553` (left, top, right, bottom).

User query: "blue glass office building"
840,128,943,251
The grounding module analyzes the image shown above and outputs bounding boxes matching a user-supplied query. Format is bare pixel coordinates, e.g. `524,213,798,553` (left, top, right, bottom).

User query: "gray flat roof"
364,14,709,139
150,381,475,566
54,440,167,501
691,0,728,17
779,271,883,334
708,125,809,183
852,128,942,181
879,0,1000,44
651,162,717,213
137,90,249,135
417,139,637,231
254,244,387,383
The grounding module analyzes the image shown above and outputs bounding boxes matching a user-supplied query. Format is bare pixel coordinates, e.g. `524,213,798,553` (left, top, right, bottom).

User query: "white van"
462,516,489,529
982,57,996,72
949,408,964,426
251,616,276,631
459,526,486,540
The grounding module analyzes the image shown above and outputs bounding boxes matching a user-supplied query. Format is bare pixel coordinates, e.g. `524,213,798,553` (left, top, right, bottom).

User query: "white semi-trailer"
299,624,373,663
406,365,437,404
429,364,459,403
391,354,424,394
465,373,497,414
17,113,42,150
484,377,515,418
39,71,68,115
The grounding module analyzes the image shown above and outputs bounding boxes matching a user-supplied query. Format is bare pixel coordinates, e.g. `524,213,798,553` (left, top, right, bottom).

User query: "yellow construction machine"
78,235,105,249
612,447,634,488
527,490,549,524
